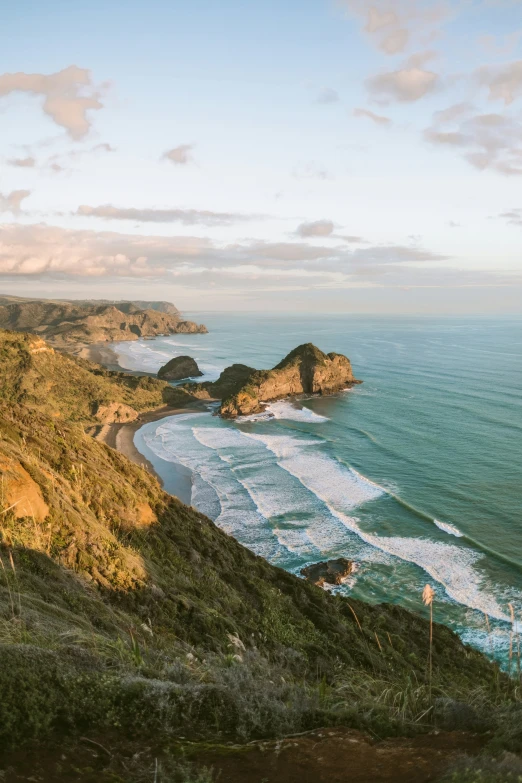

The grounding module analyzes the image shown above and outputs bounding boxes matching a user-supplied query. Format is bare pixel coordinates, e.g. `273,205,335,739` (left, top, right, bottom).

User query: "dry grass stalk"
508,603,514,677
422,584,435,691
346,601,363,633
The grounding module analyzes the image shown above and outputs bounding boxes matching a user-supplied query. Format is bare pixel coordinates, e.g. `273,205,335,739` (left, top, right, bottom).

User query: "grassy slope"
0,329,520,765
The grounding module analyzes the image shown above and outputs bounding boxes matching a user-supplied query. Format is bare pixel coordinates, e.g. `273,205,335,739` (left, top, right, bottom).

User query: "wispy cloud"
7,156,36,168
424,104,522,176
353,107,392,125
314,87,340,104
476,60,522,105
75,203,260,225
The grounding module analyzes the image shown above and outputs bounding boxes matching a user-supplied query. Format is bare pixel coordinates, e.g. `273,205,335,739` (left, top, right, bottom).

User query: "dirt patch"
196,728,485,783
136,502,157,527
94,402,138,424
0,458,49,521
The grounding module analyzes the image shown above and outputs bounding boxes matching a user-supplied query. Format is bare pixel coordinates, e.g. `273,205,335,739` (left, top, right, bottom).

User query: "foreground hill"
0,297,207,346
0,329,520,779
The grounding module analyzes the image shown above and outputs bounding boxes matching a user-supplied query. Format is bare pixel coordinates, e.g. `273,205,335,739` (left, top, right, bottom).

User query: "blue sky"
1,0,522,312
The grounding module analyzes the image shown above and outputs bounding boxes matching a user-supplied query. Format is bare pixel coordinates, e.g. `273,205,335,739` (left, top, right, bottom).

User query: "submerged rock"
300,558,354,587
158,355,203,381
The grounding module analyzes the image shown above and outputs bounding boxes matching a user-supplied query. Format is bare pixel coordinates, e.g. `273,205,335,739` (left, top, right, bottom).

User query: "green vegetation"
0,328,521,778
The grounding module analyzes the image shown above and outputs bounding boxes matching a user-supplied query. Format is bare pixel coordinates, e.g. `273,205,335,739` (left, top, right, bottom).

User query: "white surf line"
241,431,510,624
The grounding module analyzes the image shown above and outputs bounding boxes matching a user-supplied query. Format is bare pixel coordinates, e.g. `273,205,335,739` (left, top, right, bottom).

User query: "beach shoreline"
95,405,202,497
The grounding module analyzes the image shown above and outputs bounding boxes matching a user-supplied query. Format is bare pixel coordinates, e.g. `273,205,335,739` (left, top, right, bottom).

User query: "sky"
1,0,522,313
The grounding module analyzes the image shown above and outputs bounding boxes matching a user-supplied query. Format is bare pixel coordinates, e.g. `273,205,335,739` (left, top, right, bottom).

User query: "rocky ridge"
217,343,361,417
0,298,207,346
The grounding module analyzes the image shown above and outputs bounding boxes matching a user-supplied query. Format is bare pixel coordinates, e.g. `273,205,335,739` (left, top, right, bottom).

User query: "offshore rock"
220,343,361,418
158,355,203,381
300,558,354,587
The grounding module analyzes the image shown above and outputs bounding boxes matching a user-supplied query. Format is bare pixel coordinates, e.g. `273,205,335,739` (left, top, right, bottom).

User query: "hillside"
0,329,520,780
0,298,207,346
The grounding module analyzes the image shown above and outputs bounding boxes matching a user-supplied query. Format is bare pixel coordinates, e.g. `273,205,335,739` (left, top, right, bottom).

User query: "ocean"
113,314,522,663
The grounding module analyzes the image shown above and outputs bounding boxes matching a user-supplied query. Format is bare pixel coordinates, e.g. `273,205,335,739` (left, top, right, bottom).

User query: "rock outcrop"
219,343,360,418
94,402,139,424
0,299,208,346
184,363,256,401
158,355,203,381
300,558,354,587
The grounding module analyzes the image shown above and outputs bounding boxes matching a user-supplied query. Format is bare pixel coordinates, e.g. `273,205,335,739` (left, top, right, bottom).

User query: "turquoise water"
114,315,522,662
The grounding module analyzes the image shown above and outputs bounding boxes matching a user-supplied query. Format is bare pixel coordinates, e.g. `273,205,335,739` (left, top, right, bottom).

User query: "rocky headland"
158,355,203,381
0,297,207,347
184,343,361,417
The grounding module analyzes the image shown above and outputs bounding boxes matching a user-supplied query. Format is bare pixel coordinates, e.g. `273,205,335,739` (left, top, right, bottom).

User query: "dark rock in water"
158,355,203,381
300,557,354,587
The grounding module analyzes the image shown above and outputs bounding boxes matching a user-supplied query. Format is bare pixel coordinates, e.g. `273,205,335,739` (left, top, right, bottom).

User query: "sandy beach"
95,404,202,500
65,339,206,502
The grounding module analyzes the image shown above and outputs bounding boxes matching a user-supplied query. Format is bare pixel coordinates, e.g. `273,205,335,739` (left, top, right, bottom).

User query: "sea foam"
242,430,510,623
237,401,329,424
434,519,463,538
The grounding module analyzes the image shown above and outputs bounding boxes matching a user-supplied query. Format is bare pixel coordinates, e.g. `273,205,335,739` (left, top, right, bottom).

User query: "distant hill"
0,295,179,315
0,296,207,346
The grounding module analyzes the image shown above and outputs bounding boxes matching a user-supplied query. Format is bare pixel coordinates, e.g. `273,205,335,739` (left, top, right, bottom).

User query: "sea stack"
158,355,203,381
220,343,361,418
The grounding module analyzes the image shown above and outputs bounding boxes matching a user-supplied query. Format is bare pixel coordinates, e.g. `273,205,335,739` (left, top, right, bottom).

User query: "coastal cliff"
0,328,518,779
0,298,207,346
219,343,360,417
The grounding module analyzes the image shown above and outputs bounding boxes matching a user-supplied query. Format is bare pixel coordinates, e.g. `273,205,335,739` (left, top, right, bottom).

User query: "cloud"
292,162,331,180
44,142,116,174
353,107,392,125
340,0,449,55
7,156,36,168
92,143,116,153
0,190,31,215
162,144,194,165
0,66,104,139
75,203,258,225
296,220,335,237
478,31,522,58
3,222,517,299
424,104,522,175
476,60,522,105
0,223,208,277
497,208,522,226
366,52,438,102
315,87,340,104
